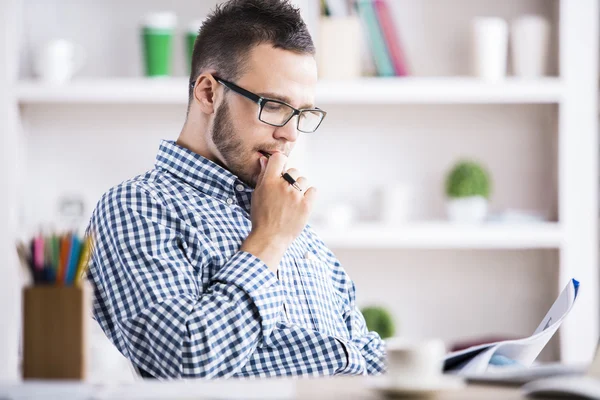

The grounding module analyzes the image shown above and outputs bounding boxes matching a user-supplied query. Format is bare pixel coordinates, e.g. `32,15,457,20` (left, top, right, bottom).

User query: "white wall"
342,248,560,361
0,0,22,381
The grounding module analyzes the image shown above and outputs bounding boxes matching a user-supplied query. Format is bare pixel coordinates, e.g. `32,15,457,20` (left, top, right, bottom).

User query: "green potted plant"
445,160,492,223
361,306,396,339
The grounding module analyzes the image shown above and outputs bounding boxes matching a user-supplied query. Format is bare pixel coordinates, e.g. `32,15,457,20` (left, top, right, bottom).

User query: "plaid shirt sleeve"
340,279,387,375
88,182,351,378
308,227,387,376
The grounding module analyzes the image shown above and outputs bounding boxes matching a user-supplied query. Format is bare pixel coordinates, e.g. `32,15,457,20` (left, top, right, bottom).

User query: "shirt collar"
154,140,253,206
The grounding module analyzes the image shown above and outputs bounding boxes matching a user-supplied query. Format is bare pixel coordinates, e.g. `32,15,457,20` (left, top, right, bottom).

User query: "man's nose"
273,115,300,143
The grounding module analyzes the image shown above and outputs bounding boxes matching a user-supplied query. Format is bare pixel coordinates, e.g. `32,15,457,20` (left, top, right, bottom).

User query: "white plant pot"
446,196,488,223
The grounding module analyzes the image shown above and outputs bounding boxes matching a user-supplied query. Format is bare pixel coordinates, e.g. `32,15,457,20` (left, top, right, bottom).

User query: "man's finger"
265,152,288,180
294,176,309,192
303,186,317,208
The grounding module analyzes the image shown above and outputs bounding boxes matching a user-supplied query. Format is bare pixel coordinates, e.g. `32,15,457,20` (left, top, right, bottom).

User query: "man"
87,0,386,378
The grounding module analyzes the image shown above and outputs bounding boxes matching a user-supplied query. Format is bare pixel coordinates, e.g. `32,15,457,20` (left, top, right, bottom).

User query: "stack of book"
355,0,408,77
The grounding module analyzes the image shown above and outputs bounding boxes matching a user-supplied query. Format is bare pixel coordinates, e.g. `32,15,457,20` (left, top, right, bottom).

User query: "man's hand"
240,152,317,273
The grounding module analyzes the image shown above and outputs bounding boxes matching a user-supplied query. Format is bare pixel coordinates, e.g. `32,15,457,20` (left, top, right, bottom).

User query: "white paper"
444,279,579,376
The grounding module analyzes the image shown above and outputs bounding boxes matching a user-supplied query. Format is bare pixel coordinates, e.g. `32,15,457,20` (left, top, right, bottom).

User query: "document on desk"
443,278,580,376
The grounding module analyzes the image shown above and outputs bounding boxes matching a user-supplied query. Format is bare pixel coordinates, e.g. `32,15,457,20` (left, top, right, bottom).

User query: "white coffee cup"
385,337,446,386
511,15,550,77
325,203,357,228
34,39,85,83
472,17,509,81
377,184,414,224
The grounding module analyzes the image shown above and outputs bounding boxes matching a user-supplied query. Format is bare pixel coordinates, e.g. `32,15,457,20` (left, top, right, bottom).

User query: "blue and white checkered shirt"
87,140,386,378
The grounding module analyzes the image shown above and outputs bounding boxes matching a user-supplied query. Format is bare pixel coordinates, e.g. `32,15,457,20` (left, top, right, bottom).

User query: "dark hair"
187,0,315,109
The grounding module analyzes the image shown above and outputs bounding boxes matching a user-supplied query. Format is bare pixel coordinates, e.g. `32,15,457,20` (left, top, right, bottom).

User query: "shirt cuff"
211,251,285,343
334,338,367,375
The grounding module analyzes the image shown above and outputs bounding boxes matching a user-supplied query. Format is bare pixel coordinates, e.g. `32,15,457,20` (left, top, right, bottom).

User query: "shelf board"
15,77,564,105
313,222,562,249
317,77,563,104
15,77,191,104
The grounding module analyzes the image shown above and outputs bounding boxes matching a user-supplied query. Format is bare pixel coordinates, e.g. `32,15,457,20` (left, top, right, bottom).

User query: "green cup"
141,12,177,77
186,20,204,73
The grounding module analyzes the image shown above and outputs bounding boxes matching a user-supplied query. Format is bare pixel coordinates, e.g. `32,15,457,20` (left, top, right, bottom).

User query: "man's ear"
193,73,220,115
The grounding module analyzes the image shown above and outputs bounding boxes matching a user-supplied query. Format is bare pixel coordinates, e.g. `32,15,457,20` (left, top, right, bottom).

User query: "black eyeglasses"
191,76,326,133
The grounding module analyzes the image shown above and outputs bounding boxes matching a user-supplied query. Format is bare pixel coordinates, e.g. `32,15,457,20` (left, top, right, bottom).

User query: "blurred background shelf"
314,222,562,249
317,77,563,104
16,77,564,105
16,78,190,105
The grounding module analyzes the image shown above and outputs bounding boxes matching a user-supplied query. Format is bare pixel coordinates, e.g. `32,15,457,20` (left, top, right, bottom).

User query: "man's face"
208,44,318,188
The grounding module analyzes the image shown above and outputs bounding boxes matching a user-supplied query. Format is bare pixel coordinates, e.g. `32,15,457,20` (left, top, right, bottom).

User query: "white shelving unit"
0,0,598,379
16,76,564,104
315,222,562,249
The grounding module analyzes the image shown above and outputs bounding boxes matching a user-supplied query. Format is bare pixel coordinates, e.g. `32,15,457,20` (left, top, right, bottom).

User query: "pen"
57,233,71,285
74,236,92,285
258,150,303,192
16,241,34,284
33,235,45,283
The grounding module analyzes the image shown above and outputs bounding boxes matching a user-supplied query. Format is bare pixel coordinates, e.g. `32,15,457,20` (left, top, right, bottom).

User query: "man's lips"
258,150,287,158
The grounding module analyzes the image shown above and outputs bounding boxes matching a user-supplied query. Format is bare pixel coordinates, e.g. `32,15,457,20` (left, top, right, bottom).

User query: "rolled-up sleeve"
308,228,387,376
341,280,387,375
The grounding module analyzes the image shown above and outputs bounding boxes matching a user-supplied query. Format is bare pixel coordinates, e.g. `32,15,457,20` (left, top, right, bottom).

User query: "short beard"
211,100,258,188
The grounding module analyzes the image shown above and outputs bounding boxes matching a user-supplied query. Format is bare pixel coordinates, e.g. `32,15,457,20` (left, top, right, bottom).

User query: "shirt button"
304,251,313,260
235,184,245,191
226,198,234,205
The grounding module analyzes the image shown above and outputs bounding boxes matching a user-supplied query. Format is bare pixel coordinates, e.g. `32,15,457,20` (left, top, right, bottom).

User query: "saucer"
367,375,465,398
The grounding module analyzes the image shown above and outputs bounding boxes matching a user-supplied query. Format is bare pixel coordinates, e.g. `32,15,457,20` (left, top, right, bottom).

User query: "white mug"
325,203,357,228
377,184,414,224
511,15,550,77
34,39,85,83
472,17,509,81
385,337,446,385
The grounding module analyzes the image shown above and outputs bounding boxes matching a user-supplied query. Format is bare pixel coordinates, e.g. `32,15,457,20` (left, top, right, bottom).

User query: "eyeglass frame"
190,76,327,133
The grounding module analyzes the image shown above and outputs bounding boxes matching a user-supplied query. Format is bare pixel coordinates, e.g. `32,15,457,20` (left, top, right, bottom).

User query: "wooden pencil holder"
22,285,91,380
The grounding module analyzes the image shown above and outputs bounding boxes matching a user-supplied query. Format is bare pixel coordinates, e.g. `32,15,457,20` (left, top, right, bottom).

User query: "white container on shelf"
317,16,362,79
447,196,488,224
471,17,509,81
511,15,550,78
33,39,85,83
324,203,358,229
377,183,414,224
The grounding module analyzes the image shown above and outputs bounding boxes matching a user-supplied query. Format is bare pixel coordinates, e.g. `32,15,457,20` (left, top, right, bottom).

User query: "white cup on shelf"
324,203,357,229
511,15,550,78
471,17,509,81
377,183,414,224
317,16,362,79
33,39,86,83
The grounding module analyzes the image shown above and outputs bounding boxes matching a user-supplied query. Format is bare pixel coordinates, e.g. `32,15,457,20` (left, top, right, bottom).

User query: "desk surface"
0,377,543,400
297,377,525,400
